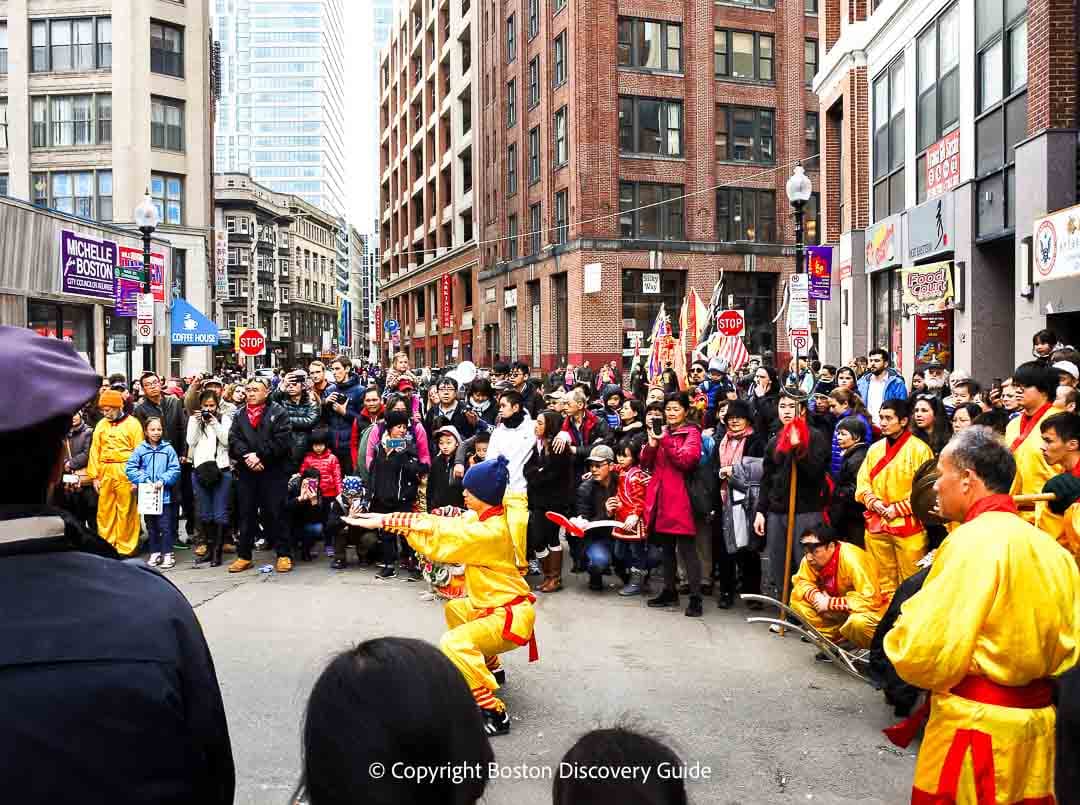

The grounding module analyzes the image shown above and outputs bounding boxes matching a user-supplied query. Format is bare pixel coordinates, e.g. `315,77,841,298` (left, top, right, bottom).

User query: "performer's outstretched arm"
356,511,510,567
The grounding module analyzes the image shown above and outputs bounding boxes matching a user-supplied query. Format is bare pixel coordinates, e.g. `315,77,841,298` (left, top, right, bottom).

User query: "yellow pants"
503,490,529,572
96,463,140,556
441,597,536,712
864,528,926,598
789,598,880,649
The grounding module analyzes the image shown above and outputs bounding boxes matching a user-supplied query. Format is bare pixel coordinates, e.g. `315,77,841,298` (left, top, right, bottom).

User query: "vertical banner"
915,310,954,369
215,230,229,298
806,246,833,301
440,273,453,329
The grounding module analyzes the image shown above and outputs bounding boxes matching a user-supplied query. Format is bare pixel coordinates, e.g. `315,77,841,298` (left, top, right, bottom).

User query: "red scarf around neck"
1011,401,1053,452
869,430,912,480
246,402,267,429
775,418,809,460
815,544,842,596
963,494,1019,523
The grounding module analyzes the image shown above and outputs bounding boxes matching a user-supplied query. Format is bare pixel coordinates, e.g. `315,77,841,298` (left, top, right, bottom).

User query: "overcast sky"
344,2,379,233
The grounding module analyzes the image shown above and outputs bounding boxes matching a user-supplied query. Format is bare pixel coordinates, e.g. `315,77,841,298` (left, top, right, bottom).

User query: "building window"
151,173,184,225
619,97,684,157
804,39,818,85
721,0,775,8
507,143,518,195
617,18,681,72
872,58,906,221
528,57,540,108
0,99,6,150
506,14,516,63
528,126,541,184
29,169,111,221
528,203,542,254
554,190,568,244
508,215,518,260
714,30,773,81
554,106,568,166
974,0,1026,236
0,23,8,75
29,17,110,73
97,18,112,69
806,0,819,11
917,4,960,158
528,0,539,39
150,20,184,78
507,79,517,126
716,188,777,242
715,105,775,164
151,97,184,152
553,31,567,86
805,112,819,161
98,170,113,221
555,0,568,10
0,175,7,197
619,182,685,240
30,94,112,148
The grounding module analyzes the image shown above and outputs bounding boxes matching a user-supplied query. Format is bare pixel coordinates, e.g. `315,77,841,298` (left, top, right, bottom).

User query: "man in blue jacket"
857,348,908,425
324,355,366,474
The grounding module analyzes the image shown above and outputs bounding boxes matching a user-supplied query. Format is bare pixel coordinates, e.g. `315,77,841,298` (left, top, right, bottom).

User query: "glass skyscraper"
212,0,346,216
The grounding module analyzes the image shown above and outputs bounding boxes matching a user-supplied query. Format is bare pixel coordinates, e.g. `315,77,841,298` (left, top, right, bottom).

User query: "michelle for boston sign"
60,230,117,300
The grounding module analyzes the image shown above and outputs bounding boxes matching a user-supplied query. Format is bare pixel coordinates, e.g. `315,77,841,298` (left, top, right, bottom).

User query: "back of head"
553,727,689,805
301,637,493,805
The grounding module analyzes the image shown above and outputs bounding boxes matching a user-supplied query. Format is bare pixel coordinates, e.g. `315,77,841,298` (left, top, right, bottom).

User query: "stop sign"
236,328,267,357
716,309,745,337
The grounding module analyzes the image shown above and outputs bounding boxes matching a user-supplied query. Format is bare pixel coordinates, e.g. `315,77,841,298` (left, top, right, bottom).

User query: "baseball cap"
397,376,416,390
585,444,615,464
1054,360,1079,380
433,424,462,442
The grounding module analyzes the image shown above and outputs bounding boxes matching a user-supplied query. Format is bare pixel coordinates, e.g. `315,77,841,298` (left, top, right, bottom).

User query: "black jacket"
755,426,831,516
424,401,473,442
0,506,234,805
228,402,293,470
134,394,187,458
828,442,869,538
574,475,617,527
427,452,464,511
523,443,575,514
64,423,94,471
368,440,422,510
747,389,781,438
284,475,325,526
272,391,322,467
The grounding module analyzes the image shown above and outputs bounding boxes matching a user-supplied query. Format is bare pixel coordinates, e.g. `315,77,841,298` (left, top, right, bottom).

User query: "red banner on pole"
440,274,453,329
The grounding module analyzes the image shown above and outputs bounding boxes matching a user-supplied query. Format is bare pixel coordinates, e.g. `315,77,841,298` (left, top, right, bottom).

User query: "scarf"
775,418,809,460
719,426,753,469
869,431,912,480
1011,401,1053,452
963,494,1019,523
502,409,526,429
816,545,842,597
246,402,267,429
470,398,492,414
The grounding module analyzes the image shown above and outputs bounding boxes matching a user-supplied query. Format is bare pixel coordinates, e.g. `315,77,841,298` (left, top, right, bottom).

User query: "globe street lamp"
785,164,812,275
133,191,160,372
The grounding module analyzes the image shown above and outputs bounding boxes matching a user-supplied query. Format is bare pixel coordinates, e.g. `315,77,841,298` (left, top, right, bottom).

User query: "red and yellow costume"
382,491,537,713
1006,402,1061,525
856,431,934,598
87,413,144,556
789,542,887,649
612,465,650,540
885,496,1080,804
1034,465,1080,569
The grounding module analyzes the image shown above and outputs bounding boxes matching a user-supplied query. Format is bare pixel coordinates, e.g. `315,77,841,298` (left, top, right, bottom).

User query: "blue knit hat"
462,455,510,506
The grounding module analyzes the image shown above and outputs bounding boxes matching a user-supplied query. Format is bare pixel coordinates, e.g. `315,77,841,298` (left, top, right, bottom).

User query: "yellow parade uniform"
1035,499,1080,570
383,491,536,713
1006,403,1062,524
885,507,1080,804
790,542,887,649
87,414,144,556
856,432,934,598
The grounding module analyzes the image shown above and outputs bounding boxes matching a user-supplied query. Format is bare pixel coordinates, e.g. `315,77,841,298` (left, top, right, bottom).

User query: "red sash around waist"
481,594,539,662
951,675,1053,709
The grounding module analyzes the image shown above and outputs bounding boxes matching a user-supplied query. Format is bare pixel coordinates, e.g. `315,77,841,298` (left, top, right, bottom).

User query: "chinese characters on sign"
440,274,453,329
925,130,960,200
806,246,833,301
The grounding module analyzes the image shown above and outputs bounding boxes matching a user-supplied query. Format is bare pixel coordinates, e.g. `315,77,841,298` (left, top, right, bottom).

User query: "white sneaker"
148,552,162,567
160,553,176,569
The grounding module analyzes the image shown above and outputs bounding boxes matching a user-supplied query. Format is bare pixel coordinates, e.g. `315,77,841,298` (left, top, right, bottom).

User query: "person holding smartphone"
368,409,424,579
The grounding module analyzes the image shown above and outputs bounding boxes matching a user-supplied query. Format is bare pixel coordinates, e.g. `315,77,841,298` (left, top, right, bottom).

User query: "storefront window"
621,269,685,371
871,271,904,366
29,300,94,367
724,272,778,358
106,312,131,380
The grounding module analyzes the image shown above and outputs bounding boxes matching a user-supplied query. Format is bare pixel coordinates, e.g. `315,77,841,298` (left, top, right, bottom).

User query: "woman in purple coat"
640,391,704,617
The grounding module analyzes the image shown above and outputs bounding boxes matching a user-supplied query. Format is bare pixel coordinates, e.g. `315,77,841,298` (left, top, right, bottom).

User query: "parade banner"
440,273,453,328
807,245,833,301
215,230,229,298
901,260,954,314
60,230,117,300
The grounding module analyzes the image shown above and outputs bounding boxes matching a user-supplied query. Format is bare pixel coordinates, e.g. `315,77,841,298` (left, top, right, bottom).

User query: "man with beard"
857,349,908,425
87,388,145,556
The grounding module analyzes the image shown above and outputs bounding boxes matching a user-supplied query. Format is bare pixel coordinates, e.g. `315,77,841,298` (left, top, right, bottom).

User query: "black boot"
685,595,703,617
717,591,735,609
647,588,679,608
194,522,213,564
210,524,223,568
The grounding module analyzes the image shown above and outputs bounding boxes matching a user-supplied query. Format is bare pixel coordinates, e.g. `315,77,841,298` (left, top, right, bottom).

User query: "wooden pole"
778,450,799,634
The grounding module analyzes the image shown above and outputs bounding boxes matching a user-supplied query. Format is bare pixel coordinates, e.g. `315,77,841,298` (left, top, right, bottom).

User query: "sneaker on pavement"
228,558,253,573
147,552,162,567
325,546,335,558
587,573,603,591
330,557,346,570
376,565,397,580
480,707,511,737
160,553,176,570
618,569,644,597
275,556,293,573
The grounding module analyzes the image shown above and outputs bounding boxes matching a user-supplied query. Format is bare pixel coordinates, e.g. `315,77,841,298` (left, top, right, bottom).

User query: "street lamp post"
786,164,812,276
133,191,160,373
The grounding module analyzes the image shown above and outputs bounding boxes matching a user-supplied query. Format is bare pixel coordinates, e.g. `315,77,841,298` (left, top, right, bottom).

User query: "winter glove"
1045,472,1080,515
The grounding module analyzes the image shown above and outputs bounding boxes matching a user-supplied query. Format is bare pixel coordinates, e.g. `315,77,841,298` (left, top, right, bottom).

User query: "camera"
201,409,214,421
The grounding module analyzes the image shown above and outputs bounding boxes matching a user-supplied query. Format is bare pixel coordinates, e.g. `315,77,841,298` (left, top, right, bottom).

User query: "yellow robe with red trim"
87,414,145,556
1035,500,1080,570
1006,405,1063,524
855,434,935,596
885,511,1080,804
790,542,888,649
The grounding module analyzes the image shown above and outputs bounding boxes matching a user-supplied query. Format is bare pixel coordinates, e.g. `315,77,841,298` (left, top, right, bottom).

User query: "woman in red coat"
641,391,705,616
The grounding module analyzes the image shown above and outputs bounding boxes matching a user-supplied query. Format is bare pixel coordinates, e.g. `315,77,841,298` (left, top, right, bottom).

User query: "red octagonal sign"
237,328,267,357
716,309,745,338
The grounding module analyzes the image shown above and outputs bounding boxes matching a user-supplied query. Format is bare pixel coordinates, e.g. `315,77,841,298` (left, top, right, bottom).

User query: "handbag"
195,460,223,488
65,439,92,487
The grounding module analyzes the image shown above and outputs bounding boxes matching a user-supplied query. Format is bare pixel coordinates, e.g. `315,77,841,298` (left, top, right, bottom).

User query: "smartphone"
386,437,407,451
304,478,318,496
650,417,664,437
62,473,80,486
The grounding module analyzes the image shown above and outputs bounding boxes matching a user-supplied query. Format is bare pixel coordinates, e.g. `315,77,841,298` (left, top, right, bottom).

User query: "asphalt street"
171,553,916,805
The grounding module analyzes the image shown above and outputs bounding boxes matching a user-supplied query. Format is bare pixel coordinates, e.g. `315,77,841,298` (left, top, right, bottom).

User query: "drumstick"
1012,493,1057,505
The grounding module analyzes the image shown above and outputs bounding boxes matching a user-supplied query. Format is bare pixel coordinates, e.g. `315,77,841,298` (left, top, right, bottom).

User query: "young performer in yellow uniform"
885,427,1080,804
1038,411,1080,567
1006,361,1062,523
352,455,536,736
87,390,144,556
789,526,887,649
855,398,934,598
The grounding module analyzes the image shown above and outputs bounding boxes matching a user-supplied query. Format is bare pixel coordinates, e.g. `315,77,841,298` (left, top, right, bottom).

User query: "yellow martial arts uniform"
1006,402,1062,524
885,505,1080,804
383,491,536,713
856,432,934,598
790,542,887,649
87,414,144,556
1035,495,1080,570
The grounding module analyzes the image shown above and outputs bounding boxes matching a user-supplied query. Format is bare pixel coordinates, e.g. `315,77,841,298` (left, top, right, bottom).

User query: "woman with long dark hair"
910,393,952,456
524,409,574,593
614,398,647,453
747,366,781,436
835,366,858,392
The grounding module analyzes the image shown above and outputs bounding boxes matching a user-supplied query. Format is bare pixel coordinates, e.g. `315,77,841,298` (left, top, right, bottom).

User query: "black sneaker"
407,568,423,582
492,668,506,686
376,565,397,580
480,707,511,736
647,588,680,608
330,557,346,570
587,573,603,591
685,595,703,617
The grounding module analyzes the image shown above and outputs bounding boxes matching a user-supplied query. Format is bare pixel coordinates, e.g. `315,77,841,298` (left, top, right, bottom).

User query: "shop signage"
1034,202,1080,281
584,263,602,293
716,310,745,337
60,230,117,300
807,246,833,301
375,306,383,335
170,298,220,346
236,328,267,357
787,274,810,330
117,246,167,312
865,215,900,272
925,130,961,200
901,260,954,314
215,230,228,298
907,193,954,262
914,309,954,369
504,287,518,308
440,273,453,328
136,294,155,346
642,272,661,294
838,232,852,281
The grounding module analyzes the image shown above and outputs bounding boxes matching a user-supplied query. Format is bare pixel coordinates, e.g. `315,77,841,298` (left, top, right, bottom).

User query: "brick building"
815,0,1080,376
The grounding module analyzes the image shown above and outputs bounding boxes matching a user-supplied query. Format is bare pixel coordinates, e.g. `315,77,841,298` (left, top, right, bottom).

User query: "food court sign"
60,230,117,300
1034,202,1080,281
901,261,954,315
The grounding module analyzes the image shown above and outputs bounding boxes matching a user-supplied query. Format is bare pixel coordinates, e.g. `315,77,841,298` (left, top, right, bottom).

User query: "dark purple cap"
0,326,100,434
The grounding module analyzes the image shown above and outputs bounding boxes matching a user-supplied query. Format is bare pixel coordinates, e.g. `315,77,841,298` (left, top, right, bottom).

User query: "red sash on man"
1010,401,1053,452
869,430,912,481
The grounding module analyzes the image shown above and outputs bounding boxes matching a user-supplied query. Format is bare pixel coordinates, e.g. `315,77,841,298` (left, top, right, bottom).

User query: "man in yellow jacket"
789,526,887,649
87,390,144,556
352,455,536,737
1037,411,1080,567
855,398,934,598
886,427,1079,804
1007,361,1062,523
